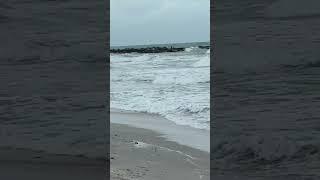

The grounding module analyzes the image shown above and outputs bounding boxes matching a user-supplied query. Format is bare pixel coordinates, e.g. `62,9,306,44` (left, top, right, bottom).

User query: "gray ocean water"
111,42,210,130
213,1,320,178
0,0,107,159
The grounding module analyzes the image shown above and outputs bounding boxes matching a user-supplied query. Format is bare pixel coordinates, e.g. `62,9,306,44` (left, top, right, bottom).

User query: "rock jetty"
198,46,210,49
110,46,185,53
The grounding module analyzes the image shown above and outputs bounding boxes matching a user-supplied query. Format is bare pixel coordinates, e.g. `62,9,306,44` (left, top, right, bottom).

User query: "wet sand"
111,109,210,152
110,112,210,180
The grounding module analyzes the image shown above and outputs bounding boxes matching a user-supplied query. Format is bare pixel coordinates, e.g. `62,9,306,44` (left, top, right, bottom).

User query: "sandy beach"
110,111,210,180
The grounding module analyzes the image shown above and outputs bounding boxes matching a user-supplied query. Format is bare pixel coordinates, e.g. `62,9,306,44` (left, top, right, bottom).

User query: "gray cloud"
111,0,210,46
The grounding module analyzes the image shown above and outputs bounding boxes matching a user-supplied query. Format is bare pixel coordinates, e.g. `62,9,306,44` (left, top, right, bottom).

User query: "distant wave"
185,46,198,52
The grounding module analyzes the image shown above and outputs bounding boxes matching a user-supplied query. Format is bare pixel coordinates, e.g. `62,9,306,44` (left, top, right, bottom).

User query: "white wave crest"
185,46,197,52
193,56,210,67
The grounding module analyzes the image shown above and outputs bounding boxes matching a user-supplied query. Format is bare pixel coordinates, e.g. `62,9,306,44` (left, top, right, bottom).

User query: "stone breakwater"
111,46,185,53
198,46,210,49
110,45,210,54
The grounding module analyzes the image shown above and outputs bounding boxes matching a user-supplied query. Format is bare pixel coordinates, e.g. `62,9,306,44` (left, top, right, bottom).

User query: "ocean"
110,42,210,130
212,15,320,178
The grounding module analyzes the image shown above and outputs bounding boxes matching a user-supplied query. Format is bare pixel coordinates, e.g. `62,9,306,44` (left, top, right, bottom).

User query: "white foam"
152,68,209,85
185,46,198,52
111,50,210,130
133,141,151,148
192,56,210,67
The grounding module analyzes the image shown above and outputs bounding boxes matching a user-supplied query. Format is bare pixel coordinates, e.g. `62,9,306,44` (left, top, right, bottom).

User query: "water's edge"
110,108,210,152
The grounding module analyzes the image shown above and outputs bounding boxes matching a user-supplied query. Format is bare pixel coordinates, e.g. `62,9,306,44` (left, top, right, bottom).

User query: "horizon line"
110,41,210,48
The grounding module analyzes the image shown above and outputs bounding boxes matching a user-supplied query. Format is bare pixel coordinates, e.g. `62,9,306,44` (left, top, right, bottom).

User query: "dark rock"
198,46,210,49
110,46,185,54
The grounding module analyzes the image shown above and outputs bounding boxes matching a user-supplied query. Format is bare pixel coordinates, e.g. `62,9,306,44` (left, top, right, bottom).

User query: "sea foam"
111,47,210,130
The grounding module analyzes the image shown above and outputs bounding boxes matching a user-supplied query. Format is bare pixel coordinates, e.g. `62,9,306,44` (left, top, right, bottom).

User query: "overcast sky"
111,0,210,46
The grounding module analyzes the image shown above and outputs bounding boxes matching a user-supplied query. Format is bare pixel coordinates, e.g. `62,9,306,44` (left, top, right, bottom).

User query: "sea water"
111,42,210,130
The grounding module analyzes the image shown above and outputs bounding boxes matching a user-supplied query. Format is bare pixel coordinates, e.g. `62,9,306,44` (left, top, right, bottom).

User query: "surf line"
132,140,202,168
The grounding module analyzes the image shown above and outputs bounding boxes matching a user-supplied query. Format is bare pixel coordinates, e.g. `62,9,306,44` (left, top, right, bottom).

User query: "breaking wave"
111,45,210,130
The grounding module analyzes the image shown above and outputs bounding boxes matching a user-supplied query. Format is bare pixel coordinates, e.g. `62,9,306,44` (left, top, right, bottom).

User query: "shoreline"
110,109,210,152
110,122,210,180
